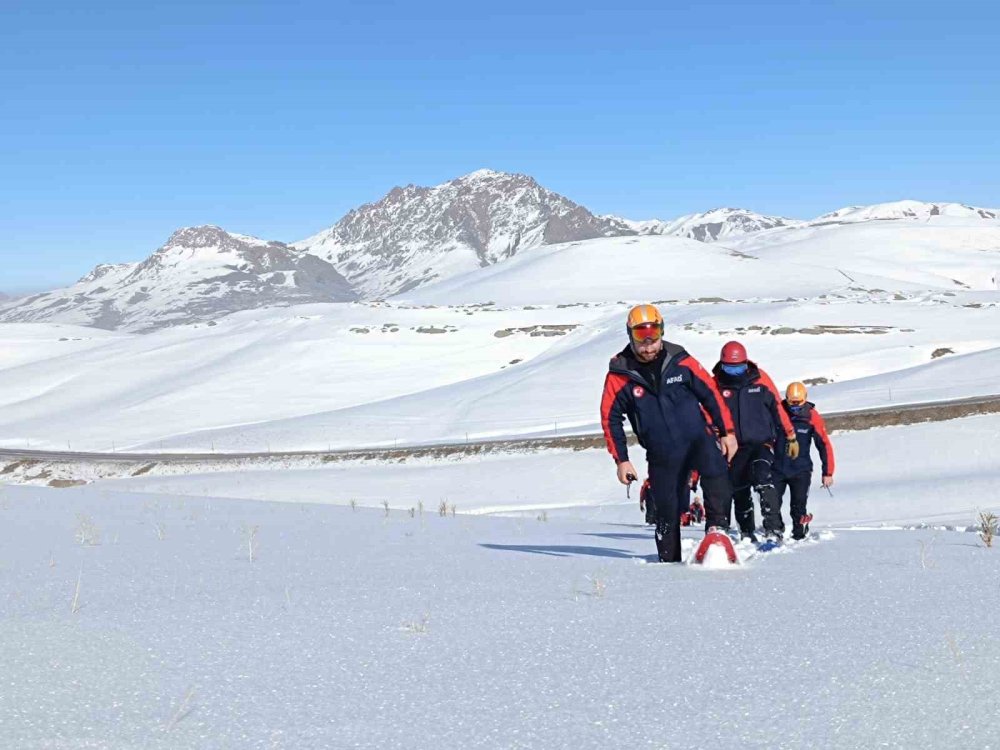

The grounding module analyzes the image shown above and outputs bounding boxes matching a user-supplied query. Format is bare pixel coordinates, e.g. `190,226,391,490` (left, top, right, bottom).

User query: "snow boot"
793,513,813,540
739,527,759,545
655,519,682,563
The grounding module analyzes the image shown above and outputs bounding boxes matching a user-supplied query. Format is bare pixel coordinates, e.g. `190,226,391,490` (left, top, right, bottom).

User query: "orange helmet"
626,304,664,344
786,381,808,405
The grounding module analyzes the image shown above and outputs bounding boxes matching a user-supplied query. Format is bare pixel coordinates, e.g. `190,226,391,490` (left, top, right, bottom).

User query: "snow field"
1,482,998,749
3,287,996,454
88,413,1000,533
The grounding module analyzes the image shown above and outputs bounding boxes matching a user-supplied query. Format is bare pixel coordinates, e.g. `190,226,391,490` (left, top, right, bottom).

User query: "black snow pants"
730,442,783,535
774,471,811,538
647,432,733,562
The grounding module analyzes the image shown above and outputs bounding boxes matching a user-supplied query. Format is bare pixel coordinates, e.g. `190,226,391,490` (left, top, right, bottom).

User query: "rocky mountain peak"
295,169,629,299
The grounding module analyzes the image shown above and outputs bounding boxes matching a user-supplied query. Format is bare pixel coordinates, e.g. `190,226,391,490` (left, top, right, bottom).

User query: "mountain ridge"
294,169,631,298
0,226,358,331
5,170,1000,331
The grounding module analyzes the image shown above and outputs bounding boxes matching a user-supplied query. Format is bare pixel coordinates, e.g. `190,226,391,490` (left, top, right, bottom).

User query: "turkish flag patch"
632,385,645,398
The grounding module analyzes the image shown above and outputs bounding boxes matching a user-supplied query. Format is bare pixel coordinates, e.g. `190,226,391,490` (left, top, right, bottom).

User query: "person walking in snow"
774,382,836,539
600,304,738,562
711,341,799,545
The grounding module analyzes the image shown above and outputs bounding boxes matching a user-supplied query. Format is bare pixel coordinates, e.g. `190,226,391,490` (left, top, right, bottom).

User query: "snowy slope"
119,294,1000,453
2,283,992,453
295,169,630,299
92,412,1000,530
809,199,999,225
0,303,612,451
393,234,929,307
0,226,358,331
2,412,999,748
727,215,1000,290
1,297,998,454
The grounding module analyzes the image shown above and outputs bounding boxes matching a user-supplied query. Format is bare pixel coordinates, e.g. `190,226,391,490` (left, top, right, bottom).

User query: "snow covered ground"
86,412,1000,528
4,207,1000,747
0,288,998,453
2,415,999,748
2,213,999,453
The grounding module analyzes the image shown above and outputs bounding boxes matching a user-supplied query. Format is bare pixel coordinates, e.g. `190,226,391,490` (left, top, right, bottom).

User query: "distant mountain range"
809,200,998,225
0,226,356,332
608,207,796,242
2,170,998,331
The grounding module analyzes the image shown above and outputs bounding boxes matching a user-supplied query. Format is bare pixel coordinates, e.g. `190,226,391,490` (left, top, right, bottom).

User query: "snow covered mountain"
294,169,630,299
808,200,999,226
611,201,1000,243
0,226,358,332
611,207,798,242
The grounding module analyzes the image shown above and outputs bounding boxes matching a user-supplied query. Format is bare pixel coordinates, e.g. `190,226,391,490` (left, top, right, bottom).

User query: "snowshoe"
739,528,759,545
692,528,739,565
757,531,784,553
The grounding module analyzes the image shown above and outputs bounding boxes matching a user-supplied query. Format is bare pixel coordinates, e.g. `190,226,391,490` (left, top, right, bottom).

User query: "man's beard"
633,343,661,362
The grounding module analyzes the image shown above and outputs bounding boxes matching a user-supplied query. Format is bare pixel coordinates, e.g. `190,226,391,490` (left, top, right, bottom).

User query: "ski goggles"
721,363,748,376
629,323,662,343
788,403,805,412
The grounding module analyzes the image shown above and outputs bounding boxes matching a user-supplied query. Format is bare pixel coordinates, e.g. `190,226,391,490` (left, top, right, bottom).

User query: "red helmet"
720,341,747,364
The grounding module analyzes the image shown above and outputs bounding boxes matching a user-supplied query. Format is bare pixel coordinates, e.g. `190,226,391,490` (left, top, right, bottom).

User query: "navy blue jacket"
774,400,835,478
601,342,734,464
712,361,795,446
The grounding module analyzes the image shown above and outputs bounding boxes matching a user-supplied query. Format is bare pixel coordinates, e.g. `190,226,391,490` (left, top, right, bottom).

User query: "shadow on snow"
480,543,652,560
578,531,651,541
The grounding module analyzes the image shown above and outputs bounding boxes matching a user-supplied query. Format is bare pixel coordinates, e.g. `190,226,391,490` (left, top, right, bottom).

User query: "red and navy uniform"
712,360,795,536
602,343,734,464
774,400,836,538
712,361,795,445
601,342,735,560
774,401,835,479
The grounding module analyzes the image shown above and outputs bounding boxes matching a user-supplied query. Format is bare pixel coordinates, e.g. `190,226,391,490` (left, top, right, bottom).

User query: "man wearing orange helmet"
712,341,798,545
775,382,836,539
601,304,738,562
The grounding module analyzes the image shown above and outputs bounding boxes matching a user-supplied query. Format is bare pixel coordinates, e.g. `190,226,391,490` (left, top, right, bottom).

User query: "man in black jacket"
601,304,738,562
774,382,836,539
712,341,799,544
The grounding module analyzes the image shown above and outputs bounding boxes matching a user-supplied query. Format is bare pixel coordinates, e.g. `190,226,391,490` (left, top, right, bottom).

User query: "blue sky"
2,0,999,291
